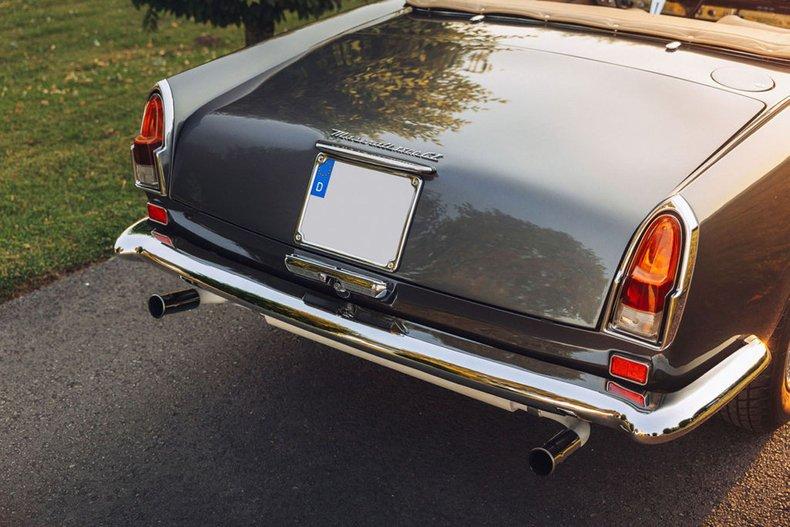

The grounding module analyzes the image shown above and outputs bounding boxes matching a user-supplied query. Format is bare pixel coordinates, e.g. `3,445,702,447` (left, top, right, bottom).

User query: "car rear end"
118,0,788,472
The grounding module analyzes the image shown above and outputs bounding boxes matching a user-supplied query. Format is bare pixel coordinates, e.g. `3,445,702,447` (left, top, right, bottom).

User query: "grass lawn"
0,0,368,300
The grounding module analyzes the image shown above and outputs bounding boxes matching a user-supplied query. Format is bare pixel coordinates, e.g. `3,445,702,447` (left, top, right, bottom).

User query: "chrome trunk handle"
285,254,389,299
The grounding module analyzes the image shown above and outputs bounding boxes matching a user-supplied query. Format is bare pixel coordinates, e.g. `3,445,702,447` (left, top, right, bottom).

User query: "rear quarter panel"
667,103,790,383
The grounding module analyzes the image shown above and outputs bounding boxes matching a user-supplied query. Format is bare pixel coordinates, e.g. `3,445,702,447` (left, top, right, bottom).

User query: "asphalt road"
0,258,787,526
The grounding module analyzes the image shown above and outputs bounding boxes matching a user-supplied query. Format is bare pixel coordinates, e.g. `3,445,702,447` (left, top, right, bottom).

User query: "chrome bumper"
115,219,771,444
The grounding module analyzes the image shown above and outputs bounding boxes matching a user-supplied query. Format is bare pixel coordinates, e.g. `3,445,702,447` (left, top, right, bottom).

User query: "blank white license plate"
295,157,422,270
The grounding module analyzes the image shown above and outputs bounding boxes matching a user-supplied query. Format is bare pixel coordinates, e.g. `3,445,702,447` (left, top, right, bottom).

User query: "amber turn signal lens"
609,355,650,386
612,214,682,341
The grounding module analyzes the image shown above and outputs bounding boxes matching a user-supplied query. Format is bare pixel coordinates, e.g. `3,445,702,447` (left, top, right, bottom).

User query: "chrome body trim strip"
315,141,436,176
115,219,770,444
285,253,390,299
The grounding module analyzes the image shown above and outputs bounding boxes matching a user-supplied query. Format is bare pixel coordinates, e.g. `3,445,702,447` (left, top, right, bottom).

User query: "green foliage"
132,0,343,44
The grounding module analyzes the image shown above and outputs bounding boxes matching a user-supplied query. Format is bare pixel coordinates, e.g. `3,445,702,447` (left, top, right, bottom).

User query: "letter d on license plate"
310,158,333,198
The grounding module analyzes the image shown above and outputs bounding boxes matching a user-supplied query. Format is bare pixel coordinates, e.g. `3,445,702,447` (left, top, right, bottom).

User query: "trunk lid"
170,15,763,328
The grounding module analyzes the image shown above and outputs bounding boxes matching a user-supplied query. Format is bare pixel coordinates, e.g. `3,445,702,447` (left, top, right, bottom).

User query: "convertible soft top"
407,0,790,59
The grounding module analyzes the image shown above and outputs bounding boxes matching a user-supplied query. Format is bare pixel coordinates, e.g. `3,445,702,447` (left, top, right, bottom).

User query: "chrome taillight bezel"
132,79,174,195
601,195,699,350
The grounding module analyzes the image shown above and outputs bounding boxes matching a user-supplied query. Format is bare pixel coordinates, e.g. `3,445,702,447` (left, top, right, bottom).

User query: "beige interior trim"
716,14,788,35
406,0,790,59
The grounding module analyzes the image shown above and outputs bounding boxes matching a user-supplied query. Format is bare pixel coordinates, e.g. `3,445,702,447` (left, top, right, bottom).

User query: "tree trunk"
244,18,275,47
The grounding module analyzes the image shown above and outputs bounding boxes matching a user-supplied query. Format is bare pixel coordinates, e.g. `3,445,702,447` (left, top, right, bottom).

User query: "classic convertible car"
116,0,789,474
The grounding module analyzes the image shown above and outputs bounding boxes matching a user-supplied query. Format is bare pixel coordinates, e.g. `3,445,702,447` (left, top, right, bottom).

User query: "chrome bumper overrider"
115,219,771,444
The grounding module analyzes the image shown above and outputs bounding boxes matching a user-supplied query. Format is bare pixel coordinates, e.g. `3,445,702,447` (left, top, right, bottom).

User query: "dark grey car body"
119,1,788,443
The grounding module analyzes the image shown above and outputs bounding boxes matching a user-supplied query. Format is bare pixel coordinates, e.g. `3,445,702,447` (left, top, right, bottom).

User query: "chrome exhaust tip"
148,289,201,319
528,420,590,476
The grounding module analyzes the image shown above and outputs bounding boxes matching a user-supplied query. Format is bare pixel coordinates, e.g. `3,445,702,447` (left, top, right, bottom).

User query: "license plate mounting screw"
316,153,327,164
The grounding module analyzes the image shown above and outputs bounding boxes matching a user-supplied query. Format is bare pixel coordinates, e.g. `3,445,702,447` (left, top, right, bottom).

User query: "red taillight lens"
609,355,650,386
132,94,164,188
612,214,682,341
147,203,168,225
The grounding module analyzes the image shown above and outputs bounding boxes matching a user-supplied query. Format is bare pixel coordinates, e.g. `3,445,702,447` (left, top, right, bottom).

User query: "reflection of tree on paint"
402,195,608,327
223,17,503,142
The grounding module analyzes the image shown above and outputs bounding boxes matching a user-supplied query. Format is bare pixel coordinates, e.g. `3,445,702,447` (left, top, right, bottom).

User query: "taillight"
611,213,682,342
132,93,164,189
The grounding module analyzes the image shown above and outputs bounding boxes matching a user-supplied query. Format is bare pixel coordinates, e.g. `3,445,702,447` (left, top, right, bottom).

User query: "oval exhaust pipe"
528,420,590,476
148,289,201,319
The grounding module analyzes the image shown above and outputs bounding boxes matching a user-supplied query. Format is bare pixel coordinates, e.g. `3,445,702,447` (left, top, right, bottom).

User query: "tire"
720,310,790,433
